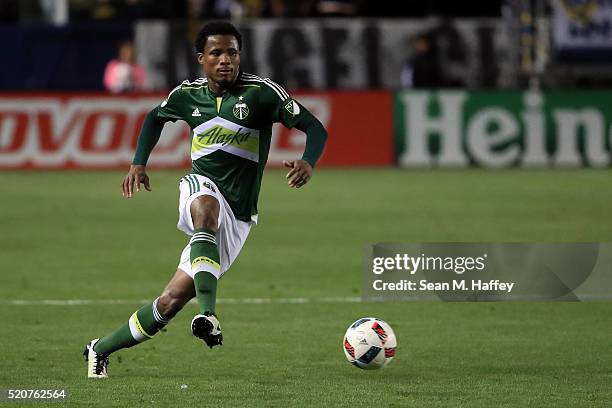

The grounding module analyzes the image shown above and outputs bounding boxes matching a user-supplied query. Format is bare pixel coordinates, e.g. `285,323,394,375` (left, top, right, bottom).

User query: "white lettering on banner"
267,96,330,165
137,19,510,90
0,110,33,166
0,96,330,169
466,108,520,167
521,91,549,167
398,91,468,167
0,98,189,168
553,109,609,167
398,90,612,168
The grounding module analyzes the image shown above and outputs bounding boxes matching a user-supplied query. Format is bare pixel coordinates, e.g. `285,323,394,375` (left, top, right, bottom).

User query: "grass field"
1,168,611,407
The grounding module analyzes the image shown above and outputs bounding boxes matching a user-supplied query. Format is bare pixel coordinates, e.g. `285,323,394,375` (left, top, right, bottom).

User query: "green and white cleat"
83,338,109,378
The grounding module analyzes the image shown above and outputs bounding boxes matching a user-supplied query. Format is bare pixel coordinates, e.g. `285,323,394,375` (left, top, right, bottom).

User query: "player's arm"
122,85,184,198
262,81,328,188
122,107,165,197
283,108,328,188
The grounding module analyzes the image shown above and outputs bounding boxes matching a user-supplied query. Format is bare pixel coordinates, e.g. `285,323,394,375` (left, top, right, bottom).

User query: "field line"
2,297,361,306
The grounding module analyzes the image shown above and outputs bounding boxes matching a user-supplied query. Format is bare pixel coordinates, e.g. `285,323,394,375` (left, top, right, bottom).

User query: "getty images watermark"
363,243,612,301
372,252,514,293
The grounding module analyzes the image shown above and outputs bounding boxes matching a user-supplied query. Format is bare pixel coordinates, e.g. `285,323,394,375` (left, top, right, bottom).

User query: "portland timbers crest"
233,96,249,120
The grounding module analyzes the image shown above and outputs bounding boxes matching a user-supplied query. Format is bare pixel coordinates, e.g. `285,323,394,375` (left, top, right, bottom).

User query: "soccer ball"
343,317,397,370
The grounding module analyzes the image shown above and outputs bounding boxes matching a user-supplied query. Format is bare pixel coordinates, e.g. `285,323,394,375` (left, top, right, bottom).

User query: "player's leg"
190,190,254,348
189,195,222,315
176,175,250,348
175,175,223,347
188,195,224,347
84,268,194,378
157,268,196,318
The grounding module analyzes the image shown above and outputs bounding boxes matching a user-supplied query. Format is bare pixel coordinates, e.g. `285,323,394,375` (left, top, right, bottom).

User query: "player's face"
198,35,240,91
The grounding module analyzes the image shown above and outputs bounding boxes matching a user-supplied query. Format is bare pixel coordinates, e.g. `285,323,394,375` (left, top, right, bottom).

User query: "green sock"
194,271,218,314
94,297,169,355
190,227,221,314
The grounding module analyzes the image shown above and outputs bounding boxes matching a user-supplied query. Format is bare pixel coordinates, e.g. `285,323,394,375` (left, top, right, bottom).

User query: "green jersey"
142,72,326,222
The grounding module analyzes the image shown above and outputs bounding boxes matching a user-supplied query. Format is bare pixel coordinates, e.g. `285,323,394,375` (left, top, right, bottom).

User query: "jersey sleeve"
260,78,328,167
156,84,184,122
132,82,186,165
260,79,306,129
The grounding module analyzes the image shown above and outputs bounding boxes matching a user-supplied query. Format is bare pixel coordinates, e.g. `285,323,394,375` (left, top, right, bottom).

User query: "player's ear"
196,52,205,65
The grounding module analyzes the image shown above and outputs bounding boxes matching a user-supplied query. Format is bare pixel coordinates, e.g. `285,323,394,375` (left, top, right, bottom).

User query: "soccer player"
84,21,327,378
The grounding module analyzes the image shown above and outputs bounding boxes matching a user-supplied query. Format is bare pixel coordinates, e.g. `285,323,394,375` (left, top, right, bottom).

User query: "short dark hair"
194,21,242,53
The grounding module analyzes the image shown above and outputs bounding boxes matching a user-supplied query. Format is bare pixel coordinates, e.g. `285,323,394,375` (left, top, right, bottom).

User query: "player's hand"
283,159,312,188
122,164,151,198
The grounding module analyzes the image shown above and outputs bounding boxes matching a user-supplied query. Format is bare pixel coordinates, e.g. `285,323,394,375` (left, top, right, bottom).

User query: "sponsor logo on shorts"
202,181,215,192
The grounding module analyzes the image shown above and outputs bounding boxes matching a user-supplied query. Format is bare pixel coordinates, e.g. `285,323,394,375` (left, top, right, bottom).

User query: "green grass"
1,169,611,407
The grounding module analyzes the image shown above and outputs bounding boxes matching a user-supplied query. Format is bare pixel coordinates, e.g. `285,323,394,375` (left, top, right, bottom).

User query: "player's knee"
190,196,219,231
158,290,189,319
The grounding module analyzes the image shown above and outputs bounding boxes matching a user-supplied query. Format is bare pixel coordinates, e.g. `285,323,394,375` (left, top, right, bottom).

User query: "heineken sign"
395,90,612,168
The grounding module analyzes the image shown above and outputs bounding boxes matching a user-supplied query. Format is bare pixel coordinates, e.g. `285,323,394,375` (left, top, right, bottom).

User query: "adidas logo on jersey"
192,108,202,117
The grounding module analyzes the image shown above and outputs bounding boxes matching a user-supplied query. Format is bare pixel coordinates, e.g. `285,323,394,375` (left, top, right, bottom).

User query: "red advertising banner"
0,91,393,169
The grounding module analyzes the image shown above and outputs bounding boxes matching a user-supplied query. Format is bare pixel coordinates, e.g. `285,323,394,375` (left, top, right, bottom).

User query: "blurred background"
2,5,612,404
1,0,611,168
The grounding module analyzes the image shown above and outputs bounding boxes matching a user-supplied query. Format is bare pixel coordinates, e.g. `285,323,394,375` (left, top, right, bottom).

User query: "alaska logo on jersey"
196,126,251,147
233,96,250,120
191,117,260,163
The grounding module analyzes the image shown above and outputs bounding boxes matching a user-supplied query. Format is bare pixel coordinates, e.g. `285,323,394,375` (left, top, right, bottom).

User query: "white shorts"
176,174,254,279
